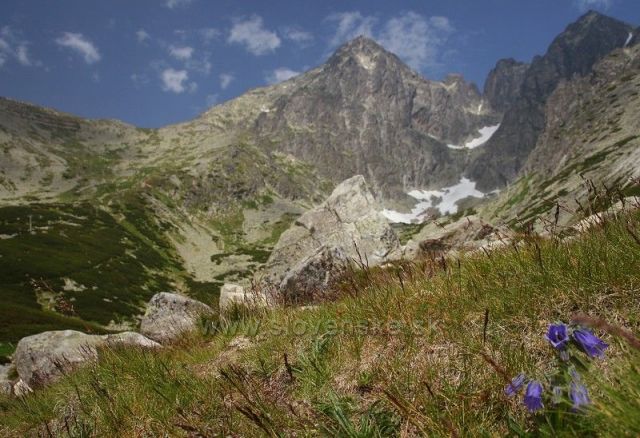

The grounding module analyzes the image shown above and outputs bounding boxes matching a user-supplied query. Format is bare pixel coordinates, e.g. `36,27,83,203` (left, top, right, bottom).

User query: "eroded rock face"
257,175,401,302
140,292,213,343
13,330,160,388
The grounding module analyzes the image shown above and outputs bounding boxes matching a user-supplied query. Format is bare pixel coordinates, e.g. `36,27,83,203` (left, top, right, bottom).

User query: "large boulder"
256,175,401,302
13,330,160,388
140,292,213,343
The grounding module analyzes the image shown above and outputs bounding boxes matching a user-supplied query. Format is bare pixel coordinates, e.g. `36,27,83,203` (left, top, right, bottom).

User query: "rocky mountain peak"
326,35,411,76
466,11,634,190
483,58,529,112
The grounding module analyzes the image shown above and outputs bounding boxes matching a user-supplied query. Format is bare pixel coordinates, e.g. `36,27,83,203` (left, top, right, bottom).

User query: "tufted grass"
1,206,639,436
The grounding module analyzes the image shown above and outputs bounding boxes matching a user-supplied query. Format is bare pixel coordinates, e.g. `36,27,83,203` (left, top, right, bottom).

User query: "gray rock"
14,330,101,388
12,379,32,397
220,283,247,311
13,330,161,388
140,292,213,343
257,175,401,302
1,364,14,395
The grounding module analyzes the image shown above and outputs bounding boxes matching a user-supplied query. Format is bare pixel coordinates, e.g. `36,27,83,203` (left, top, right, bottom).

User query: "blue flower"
572,328,608,358
504,373,526,397
570,382,591,410
523,380,544,412
546,323,569,350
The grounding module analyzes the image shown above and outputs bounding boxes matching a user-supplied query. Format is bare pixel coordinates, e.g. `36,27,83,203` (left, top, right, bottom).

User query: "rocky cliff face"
468,11,634,190
483,58,529,112
251,37,497,196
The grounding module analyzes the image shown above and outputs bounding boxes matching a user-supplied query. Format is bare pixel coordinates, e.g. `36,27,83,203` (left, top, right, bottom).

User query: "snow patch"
625,32,633,47
448,124,500,150
381,177,485,224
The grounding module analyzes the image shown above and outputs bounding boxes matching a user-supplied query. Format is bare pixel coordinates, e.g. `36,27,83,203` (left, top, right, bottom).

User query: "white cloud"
15,44,31,66
326,12,376,47
0,26,36,68
266,67,300,84
55,32,101,64
169,45,194,60
574,0,613,11
219,73,234,89
165,0,194,9
228,15,281,55
282,26,314,46
200,27,220,44
206,93,219,107
136,29,150,44
326,11,454,73
161,68,196,93
378,13,454,71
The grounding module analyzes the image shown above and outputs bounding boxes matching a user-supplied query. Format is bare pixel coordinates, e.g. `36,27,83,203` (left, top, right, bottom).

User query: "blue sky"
1,0,639,128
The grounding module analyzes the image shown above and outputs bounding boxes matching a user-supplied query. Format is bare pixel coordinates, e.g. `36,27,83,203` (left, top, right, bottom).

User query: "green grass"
1,204,639,436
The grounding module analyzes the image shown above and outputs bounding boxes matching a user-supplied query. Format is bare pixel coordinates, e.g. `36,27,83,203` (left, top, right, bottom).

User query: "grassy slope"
0,199,191,355
1,207,639,436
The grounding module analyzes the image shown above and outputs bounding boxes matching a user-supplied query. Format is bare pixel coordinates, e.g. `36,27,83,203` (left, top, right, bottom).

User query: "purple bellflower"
570,382,591,410
504,373,526,397
524,381,544,412
546,323,569,350
572,328,608,358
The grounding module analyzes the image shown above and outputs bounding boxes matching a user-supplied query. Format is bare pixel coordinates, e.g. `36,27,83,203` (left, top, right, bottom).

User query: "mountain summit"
467,11,634,189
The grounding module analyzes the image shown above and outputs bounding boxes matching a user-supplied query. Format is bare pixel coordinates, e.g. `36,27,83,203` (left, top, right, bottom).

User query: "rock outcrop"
257,175,401,302
13,330,160,388
483,58,529,112
140,292,213,343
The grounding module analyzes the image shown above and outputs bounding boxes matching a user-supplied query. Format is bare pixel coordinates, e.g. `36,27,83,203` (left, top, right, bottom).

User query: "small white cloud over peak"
228,15,281,55
219,73,234,89
165,0,194,9
282,26,314,47
55,32,101,64
136,29,151,44
266,67,300,85
325,11,454,73
326,11,376,47
169,45,194,60
161,68,196,93
378,12,454,71
574,0,613,11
